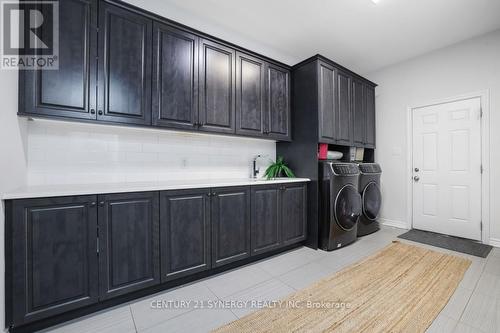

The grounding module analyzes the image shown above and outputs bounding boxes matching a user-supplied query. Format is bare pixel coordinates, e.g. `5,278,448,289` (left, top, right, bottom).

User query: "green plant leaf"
264,156,295,179
282,165,296,178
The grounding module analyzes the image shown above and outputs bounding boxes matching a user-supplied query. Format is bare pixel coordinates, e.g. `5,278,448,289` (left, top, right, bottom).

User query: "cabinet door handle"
98,110,103,116
99,201,105,206
90,109,96,115
90,202,96,207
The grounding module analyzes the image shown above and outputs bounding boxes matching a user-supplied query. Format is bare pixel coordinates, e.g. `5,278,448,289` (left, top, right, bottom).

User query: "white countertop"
2,178,310,200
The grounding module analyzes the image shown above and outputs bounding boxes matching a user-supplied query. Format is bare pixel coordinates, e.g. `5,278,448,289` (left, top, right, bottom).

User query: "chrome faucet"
252,154,267,179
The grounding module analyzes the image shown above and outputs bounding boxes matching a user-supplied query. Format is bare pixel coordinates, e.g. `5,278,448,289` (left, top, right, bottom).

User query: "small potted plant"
264,156,295,179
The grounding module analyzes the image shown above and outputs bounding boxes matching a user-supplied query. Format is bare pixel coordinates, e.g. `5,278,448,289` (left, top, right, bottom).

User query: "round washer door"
334,184,362,231
362,182,382,220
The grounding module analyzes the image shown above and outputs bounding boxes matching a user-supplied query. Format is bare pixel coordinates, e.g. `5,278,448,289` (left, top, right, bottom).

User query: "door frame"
405,90,491,244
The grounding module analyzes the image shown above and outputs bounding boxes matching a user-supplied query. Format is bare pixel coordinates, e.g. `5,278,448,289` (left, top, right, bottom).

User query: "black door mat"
398,229,492,258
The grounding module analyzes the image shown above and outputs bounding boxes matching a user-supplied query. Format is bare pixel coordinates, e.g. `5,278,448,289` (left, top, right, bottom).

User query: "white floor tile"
40,305,135,333
223,278,295,318
203,264,272,299
426,314,458,333
460,290,500,333
130,281,218,331
454,322,488,333
256,247,322,277
474,272,500,299
484,256,500,277
440,287,473,320
139,309,236,333
278,261,333,290
459,260,486,290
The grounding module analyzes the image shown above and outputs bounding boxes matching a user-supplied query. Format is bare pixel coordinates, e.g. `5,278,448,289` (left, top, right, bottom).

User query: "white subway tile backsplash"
25,120,276,186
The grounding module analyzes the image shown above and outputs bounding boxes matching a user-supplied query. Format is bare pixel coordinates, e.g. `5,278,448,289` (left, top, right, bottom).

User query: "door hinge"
96,237,99,254
480,107,483,118
481,165,484,174
480,221,483,231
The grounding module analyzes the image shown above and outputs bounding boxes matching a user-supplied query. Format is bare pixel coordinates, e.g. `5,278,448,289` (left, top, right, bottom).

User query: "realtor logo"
1,0,59,69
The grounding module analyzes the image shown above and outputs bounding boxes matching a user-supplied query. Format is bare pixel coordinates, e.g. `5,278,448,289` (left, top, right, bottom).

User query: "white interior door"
412,98,482,240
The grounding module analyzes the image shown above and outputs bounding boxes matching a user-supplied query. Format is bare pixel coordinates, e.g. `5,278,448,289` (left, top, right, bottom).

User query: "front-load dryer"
357,163,382,236
319,161,362,251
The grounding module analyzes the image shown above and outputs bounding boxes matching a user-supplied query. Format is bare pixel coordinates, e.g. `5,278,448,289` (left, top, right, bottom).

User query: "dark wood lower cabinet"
9,196,99,326
281,183,307,245
251,185,281,255
98,192,160,300
6,182,307,329
160,189,211,281
211,187,251,267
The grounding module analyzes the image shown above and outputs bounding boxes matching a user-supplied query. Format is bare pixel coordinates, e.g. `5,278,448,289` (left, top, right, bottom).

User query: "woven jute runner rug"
213,241,471,333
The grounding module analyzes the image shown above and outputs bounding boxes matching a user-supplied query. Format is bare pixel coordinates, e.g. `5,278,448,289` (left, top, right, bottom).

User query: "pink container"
318,143,328,160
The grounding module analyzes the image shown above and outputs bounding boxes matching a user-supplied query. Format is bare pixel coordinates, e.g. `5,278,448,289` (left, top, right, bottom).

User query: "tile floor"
40,226,500,333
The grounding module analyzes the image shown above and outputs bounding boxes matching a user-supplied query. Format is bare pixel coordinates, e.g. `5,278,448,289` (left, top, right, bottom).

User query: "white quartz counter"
2,178,310,200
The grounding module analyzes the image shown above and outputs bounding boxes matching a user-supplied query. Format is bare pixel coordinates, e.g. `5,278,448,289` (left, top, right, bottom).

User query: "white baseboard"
379,218,409,230
489,238,500,248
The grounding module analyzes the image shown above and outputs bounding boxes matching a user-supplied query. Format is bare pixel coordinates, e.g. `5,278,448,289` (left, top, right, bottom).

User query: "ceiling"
151,0,500,74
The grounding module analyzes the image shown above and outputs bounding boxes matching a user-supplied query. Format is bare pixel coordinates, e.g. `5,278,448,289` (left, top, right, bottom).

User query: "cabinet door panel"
364,84,376,148
160,189,211,281
236,52,265,136
199,39,236,134
98,3,152,125
352,79,365,147
318,62,336,143
266,64,291,140
98,192,159,300
11,196,98,325
20,0,97,120
336,71,351,145
212,187,251,267
251,185,281,255
281,184,307,245
153,23,198,129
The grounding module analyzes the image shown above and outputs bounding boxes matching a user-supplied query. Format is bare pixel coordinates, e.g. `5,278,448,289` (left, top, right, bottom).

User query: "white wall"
365,29,500,244
0,70,28,330
26,120,275,185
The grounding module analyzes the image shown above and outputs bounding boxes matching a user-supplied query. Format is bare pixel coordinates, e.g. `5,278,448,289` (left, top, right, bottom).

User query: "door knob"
413,176,420,182
414,167,419,172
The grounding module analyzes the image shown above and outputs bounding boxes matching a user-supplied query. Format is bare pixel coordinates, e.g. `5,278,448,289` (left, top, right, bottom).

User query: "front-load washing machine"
319,161,362,251
357,163,382,236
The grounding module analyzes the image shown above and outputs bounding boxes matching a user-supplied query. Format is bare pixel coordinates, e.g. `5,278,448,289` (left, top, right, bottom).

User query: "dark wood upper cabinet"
235,52,266,137
10,196,98,326
97,192,160,300
251,185,281,255
18,0,293,141
152,23,198,130
211,187,251,267
20,0,97,120
351,78,366,147
160,189,211,282
265,64,291,141
318,61,337,144
199,39,236,134
281,183,307,245
98,3,152,125
336,70,352,146
364,84,376,148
